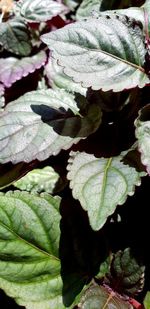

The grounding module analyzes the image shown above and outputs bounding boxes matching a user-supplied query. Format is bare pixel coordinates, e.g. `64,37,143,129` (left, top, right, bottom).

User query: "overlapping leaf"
0,191,65,308
76,0,101,20
144,292,150,309
14,166,60,193
78,283,133,308
15,0,68,22
135,104,150,175
67,151,143,231
0,17,32,56
0,51,46,88
0,83,4,109
106,248,145,296
45,57,87,96
0,162,32,190
41,14,149,91
0,89,102,164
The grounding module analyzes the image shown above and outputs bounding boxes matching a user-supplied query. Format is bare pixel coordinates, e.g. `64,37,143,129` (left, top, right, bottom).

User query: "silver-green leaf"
15,0,68,22
41,14,149,92
135,104,150,175
0,89,102,164
0,17,32,56
45,56,87,96
14,166,60,193
67,151,143,231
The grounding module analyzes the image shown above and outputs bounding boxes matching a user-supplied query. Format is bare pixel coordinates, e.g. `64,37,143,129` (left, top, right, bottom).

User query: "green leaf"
15,0,68,22
144,292,150,309
0,17,32,56
78,282,133,308
0,89,102,164
135,104,150,175
14,166,60,193
106,248,145,296
45,56,87,96
0,51,46,88
0,191,64,308
41,14,149,92
67,151,143,231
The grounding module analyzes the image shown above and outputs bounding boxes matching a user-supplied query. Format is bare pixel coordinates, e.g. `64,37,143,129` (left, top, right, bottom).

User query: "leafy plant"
0,0,150,308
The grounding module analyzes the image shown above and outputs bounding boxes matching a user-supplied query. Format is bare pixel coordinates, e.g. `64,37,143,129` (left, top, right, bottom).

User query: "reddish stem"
129,298,144,309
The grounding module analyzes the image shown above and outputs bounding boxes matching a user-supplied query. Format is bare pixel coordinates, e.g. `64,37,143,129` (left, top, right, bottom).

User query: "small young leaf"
15,0,68,22
41,15,149,92
14,166,60,193
0,51,47,88
106,248,145,296
67,151,143,231
78,283,133,309
0,89,102,164
135,104,150,175
144,292,150,309
45,56,87,96
0,191,64,308
0,17,32,56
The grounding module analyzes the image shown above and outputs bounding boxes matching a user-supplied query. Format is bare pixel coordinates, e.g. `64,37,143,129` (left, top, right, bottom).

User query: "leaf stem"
129,298,143,309
0,11,4,23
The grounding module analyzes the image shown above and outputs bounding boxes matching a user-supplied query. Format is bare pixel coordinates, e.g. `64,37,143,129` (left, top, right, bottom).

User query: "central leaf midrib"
0,221,60,262
100,158,112,213
56,42,145,72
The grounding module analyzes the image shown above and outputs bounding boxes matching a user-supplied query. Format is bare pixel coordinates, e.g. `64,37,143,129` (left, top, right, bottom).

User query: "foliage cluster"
0,0,150,308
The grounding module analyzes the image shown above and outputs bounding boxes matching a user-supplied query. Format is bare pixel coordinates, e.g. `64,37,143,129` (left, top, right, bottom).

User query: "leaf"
0,162,33,190
78,282,133,308
135,104,150,175
106,248,145,296
45,56,87,96
41,14,149,92
144,292,150,309
0,83,4,109
15,0,68,22
63,0,81,10
67,151,143,231
76,0,101,20
0,89,102,164
0,17,32,56
0,51,47,88
0,191,65,308
14,166,60,193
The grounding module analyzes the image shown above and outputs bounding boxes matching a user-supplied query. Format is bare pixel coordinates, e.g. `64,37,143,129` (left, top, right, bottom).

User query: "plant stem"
0,11,4,23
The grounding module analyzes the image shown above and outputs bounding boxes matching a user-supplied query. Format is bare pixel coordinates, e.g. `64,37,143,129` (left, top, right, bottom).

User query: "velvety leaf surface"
0,191,65,308
106,248,145,296
0,51,47,88
45,57,87,96
144,292,150,309
15,0,68,22
41,14,149,91
67,151,142,231
0,89,102,164
135,104,150,175
78,283,133,308
14,166,60,193
0,17,32,56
